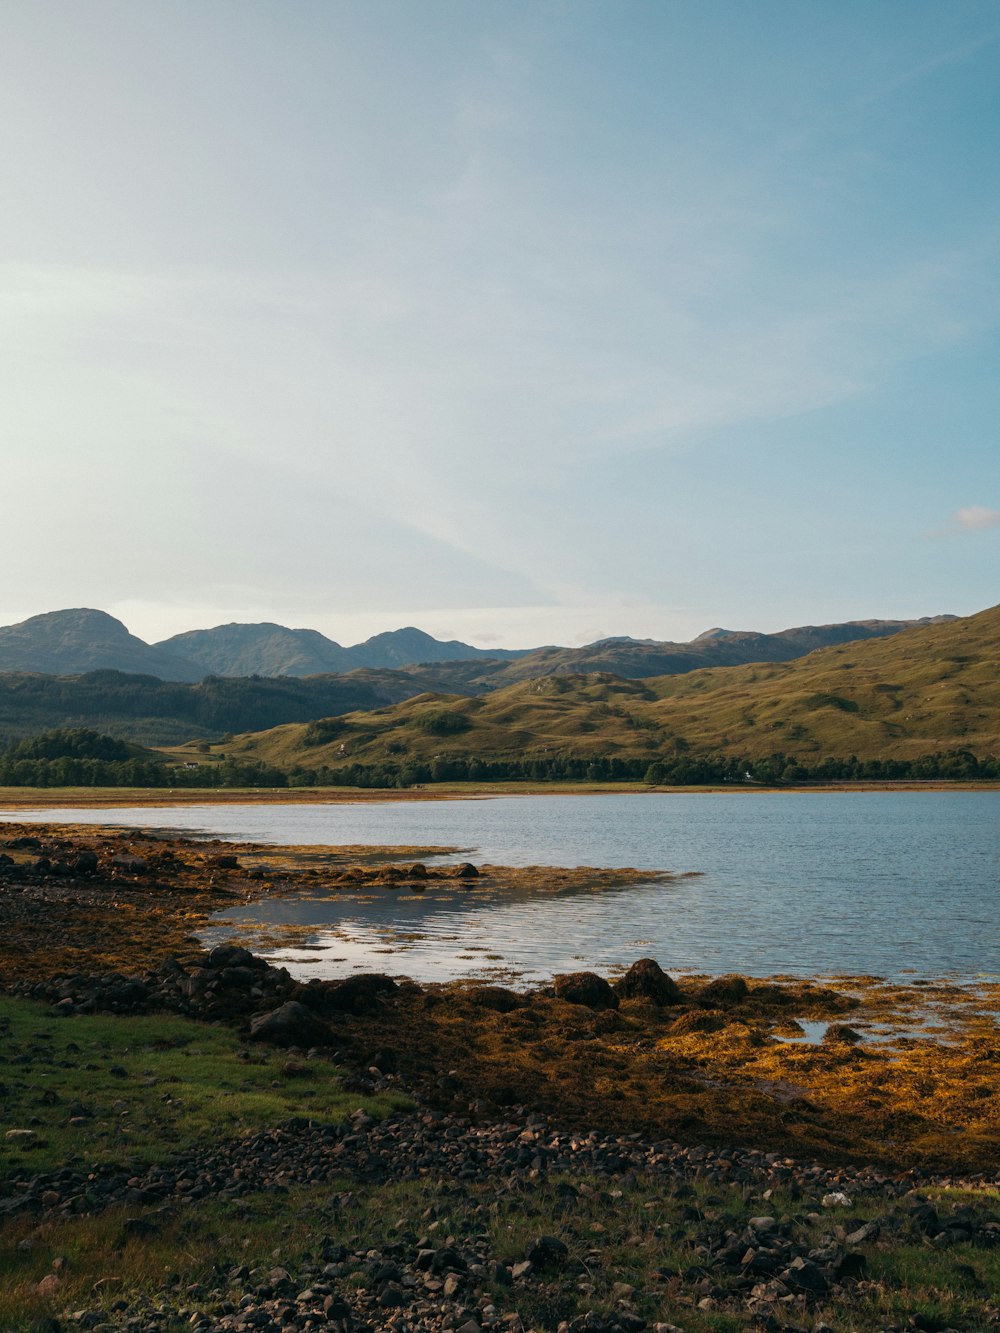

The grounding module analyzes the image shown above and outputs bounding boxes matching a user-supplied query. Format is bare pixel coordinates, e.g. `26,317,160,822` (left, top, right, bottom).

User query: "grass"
190,602,1000,771
0,998,409,1176
2,1169,998,1331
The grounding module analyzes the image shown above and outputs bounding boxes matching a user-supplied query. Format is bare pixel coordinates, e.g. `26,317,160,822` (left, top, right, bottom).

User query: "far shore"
0,778,999,808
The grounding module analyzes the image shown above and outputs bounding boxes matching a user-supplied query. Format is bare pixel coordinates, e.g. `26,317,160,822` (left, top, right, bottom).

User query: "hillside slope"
0,668,453,747
488,616,955,685
210,603,1000,772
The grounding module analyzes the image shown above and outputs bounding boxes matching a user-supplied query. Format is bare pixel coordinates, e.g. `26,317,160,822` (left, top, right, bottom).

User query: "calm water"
4,793,998,983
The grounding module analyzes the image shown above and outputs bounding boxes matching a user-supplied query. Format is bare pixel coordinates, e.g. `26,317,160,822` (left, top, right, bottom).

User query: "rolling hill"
201,603,1000,776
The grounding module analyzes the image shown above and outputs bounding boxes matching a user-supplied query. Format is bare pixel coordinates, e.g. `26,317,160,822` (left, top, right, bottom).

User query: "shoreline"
2,822,999,1331
1,822,997,1179
1,778,999,809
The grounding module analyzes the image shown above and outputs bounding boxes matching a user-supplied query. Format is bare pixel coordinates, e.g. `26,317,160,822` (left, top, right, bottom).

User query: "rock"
409,863,429,879
248,1002,334,1048
822,1023,863,1045
71,851,99,875
845,1221,879,1245
5,1128,38,1142
208,945,257,970
325,973,398,1015
467,985,525,1013
453,862,479,878
526,1234,569,1268
834,1251,867,1280
553,971,619,1010
821,1191,852,1208
378,1282,406,1307
782,1257,829,1296
614,958,681,1005
697,974,749,1007
111,853,147,874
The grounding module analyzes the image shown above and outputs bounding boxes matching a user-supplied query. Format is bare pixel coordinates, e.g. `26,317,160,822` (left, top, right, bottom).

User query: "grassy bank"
0,998,408,1176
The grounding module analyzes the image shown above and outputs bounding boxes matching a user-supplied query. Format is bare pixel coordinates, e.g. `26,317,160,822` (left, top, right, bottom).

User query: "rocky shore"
2,826,999,1331
6,1102,1000,1333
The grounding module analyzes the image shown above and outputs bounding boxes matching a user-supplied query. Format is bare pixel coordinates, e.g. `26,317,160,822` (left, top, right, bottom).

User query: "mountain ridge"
0,607,955,684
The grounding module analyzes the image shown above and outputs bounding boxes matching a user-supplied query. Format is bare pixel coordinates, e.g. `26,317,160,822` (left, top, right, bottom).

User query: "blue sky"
2,0,998,648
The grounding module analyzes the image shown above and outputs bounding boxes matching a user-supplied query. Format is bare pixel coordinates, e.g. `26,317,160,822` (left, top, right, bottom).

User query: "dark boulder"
326,973,398,1015
614,958,681,1006
208,944,258,970
111,853,147,874
553,971,619,1011
453,862,479,878
467,985,526,1013
525,1235,569,1269
248,1001,335,1048
698,974,749,1007
71,851,99,876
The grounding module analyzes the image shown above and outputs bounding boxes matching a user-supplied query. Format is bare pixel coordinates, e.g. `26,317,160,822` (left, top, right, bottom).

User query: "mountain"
480,617,956,686
0,608,953,685
154,623,359,677
347,626,526,669
157,616,952,682
210,603,1000,772
154,623,527,676
0,610,204,682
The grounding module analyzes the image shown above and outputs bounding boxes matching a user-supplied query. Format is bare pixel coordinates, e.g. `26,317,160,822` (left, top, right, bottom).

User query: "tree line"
0,728,997,788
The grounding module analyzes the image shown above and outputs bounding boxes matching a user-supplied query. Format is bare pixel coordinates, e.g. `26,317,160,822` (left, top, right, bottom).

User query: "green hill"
202,603,1000,780
0,667,458,748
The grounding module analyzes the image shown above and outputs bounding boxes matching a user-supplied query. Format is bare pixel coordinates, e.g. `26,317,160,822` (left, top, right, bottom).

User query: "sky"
2,0,999,650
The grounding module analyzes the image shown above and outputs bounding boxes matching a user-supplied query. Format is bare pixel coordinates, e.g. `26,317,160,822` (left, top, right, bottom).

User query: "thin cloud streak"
955,506,1000,531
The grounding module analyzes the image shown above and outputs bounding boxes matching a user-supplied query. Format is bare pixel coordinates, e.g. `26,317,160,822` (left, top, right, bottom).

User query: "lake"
4,791,998,984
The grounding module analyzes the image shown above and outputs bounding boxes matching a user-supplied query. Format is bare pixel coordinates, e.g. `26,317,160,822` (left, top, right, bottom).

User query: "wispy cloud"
955,505,1000,531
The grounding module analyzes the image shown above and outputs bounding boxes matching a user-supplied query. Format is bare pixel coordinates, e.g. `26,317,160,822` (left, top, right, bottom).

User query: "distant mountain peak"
692,627,737,642
0,608,204,680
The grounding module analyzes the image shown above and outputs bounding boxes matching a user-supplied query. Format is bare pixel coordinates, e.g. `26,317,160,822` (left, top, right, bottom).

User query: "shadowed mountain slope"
0,610,204,682
0,667,474,748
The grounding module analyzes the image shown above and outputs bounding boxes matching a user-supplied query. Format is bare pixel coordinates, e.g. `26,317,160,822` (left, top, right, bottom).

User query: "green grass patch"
0,997,410,1177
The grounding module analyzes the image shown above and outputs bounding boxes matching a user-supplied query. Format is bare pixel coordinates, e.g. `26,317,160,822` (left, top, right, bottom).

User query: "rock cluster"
5,1109,999,1331
12,947,399,1031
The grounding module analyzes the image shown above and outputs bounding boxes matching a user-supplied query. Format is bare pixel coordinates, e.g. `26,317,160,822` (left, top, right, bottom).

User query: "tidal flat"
1,825,998,1332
